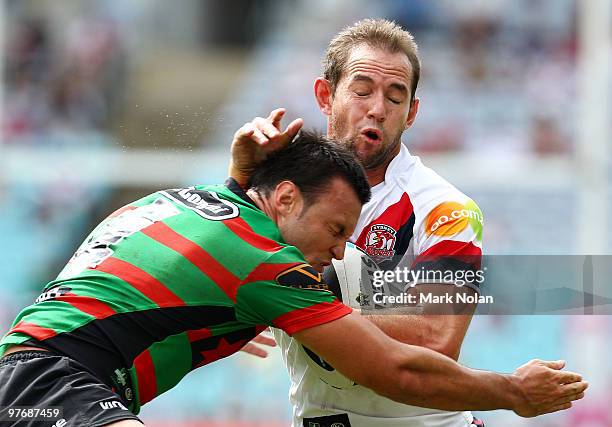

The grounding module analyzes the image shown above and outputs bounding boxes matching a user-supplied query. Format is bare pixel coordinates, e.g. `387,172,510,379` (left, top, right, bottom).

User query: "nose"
331,243,346,261
366,92,386,122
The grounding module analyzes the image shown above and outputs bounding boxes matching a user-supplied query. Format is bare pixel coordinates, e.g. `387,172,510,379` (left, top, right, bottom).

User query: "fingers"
268,108,286,127
543,381,588,413
553,369,583,384
240,343,269,358
561,380,589,395
543,402,572,415
535,386,587,417
284,118,304,142
242,109,302,148
551,391,585,408
540,359,566,370
251,334,277,347
234,122,268,145
254,116,282,141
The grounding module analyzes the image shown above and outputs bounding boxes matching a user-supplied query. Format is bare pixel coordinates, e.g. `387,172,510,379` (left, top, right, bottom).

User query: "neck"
366,144,401,186
247,189,278,222
366,166,387,186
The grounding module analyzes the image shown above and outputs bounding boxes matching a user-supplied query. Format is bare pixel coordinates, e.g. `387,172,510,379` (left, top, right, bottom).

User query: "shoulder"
159,185,241,221
394,155,481,221
397,156,483,252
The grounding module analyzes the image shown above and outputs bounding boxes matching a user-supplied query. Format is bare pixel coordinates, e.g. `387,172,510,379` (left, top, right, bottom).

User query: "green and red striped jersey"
0,179,351,413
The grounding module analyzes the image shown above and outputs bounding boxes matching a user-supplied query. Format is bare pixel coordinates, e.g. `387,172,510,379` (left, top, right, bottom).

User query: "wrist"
228,166,252,189
504,373,527,411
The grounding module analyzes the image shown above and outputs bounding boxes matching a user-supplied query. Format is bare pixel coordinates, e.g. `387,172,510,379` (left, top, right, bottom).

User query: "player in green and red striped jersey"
0,131,586,427
0,131,367,425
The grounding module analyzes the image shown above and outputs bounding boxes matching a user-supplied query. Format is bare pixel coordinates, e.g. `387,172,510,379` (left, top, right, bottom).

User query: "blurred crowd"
400,0,575,157
1,1,610,426
231,0,577,157
3,15,125,140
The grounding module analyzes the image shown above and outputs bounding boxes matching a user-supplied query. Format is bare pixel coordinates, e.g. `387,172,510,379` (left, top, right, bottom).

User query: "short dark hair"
248,130,371,205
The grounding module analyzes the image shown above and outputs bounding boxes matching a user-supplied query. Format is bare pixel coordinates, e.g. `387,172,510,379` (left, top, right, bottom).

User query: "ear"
314,78,333,116
273,181,302,216
405,97,420,129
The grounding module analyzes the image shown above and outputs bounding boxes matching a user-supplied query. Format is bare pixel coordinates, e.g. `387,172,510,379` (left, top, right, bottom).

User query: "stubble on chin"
329,116,403,170
344,134,402,170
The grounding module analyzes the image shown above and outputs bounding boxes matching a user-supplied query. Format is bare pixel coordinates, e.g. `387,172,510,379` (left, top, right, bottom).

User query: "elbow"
428,339,460,361
420,326,461,360
408,322,461,361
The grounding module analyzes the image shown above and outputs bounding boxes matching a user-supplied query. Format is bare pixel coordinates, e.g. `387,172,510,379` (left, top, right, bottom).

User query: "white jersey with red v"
274,144,484,427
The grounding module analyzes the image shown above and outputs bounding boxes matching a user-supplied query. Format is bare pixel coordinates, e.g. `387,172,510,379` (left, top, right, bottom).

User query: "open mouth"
361,128,382,143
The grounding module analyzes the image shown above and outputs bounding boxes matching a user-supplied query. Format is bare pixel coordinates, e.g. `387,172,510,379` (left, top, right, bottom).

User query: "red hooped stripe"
107,205,137,218
133,349,157,405
10,321,58,340
355,193,414,247
272,300,352,335
417,240,482,258
56,293,116,319
140,221,242,302
223,217,284,252
413,240,482,269
95,257,185,307
242,262,303,284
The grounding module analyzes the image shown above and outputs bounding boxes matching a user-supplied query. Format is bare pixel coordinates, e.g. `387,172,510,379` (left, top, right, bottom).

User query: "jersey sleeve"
412,197,484,291
234,246,352,335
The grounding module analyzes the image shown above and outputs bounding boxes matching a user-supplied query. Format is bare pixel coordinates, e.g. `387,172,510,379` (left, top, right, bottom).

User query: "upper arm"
409,197,483,356
235,248,351,333
364,282,477,360
364,196,483,358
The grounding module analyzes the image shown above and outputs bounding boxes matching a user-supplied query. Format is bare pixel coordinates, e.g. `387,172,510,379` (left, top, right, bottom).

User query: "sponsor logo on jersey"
364,224,397,260
57,198,180,280
276,264,330,292
35,286,72,304
303,414,351,427
161,187,239,220
425,200,483,240
99,400,128,411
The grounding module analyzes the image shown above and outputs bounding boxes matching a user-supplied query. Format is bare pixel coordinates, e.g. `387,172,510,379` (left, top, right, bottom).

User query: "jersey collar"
224,178,258,207
370,144,414,192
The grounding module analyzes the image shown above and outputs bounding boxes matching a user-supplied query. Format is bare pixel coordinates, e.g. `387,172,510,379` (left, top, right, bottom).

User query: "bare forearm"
382,343,518,411
296,312,586,417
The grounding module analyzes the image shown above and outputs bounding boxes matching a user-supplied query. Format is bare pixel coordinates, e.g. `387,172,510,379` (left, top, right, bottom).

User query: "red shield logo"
364,224,397,261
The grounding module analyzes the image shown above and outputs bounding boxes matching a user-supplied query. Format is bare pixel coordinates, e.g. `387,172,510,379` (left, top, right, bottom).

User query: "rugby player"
0,133,586,426
230,19,575,427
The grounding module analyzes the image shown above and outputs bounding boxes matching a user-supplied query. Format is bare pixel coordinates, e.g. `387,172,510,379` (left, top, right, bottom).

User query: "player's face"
280,178,362,272
327,44,417,171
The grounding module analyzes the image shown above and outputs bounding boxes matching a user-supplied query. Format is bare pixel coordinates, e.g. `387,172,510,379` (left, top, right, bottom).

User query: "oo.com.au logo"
425,200,483,241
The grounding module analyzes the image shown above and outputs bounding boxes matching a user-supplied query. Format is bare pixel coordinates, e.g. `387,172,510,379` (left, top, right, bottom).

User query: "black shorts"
0,350,142,426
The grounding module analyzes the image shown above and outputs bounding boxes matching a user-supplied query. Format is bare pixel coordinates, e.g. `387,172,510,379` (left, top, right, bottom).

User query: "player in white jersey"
273,144,484,427
232,19,490,427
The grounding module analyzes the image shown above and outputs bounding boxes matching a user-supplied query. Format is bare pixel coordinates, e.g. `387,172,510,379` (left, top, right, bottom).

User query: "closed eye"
329,225,345,238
